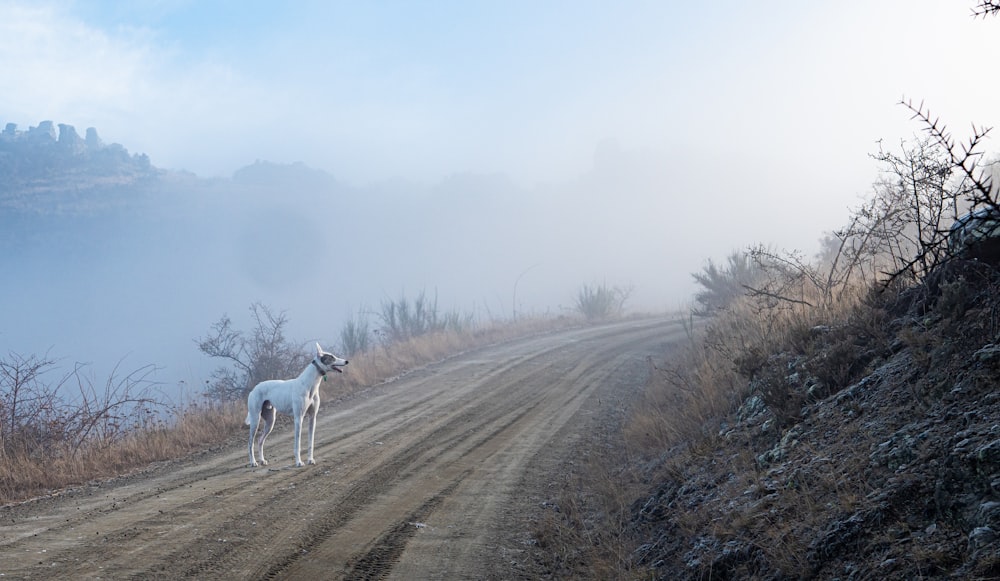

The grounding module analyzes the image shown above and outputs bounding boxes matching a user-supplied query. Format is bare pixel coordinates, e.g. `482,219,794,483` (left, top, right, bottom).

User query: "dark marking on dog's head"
314,343,348,373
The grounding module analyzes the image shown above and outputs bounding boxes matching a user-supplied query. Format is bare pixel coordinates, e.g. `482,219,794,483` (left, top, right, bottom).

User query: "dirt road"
1,317,682,579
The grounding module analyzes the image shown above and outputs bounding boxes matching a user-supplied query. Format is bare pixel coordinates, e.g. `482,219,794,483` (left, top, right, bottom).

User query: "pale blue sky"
1,1,997,251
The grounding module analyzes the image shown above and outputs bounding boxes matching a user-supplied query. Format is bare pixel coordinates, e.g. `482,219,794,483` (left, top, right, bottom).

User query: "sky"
1,1,998,388
1,2,995,189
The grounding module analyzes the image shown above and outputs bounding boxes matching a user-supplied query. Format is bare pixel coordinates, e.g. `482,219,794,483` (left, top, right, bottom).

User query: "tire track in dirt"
341,476,466,581
0,318,681,580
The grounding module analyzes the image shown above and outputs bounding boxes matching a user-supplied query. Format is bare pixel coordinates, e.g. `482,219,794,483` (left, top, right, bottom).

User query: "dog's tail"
244,388,258,425
244,393,254,425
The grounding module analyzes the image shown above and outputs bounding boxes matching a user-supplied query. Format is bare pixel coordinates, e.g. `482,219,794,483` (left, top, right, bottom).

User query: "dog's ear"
315,342,323,356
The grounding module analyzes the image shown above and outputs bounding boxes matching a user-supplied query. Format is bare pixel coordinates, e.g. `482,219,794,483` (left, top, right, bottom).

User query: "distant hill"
0,120,161,212
233,160,340,191
0,120,357,215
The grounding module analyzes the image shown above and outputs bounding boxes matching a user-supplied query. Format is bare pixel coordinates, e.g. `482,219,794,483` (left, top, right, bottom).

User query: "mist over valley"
1,127,702,390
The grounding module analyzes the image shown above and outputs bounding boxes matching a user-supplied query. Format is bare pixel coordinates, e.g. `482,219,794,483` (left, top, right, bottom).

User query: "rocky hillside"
0,120,164,213
627,260,1000,579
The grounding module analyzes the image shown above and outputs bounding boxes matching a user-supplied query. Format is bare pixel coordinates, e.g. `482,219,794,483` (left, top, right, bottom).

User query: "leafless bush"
0,352,65,457
197,302,307,400
872,100,997,285
339,310,372,357
973,0,1000,17
691,250,765,315
376,290,474,344
574,282,633,321
0,352,163,461
65,361,163,456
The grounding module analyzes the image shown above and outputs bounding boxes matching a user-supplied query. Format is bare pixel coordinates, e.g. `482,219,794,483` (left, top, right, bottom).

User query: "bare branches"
972,1,1000,18
900,99,994,211
1,352,164,459
858,100,999,288
196,302,307,400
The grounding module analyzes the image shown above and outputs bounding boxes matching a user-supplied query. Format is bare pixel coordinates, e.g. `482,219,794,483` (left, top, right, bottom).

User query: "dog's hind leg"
247,413,260,467
257,402,276,466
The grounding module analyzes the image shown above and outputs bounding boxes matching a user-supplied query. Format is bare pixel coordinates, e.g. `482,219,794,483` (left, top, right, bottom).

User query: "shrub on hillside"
376,290,473,343
339,311,372,357
574,283,632,321
691,250,765,315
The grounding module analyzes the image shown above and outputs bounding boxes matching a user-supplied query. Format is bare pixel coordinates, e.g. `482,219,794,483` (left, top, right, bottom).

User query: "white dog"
245,343,348,467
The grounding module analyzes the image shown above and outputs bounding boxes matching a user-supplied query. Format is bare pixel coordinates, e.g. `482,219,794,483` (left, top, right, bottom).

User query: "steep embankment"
628,261,1000,579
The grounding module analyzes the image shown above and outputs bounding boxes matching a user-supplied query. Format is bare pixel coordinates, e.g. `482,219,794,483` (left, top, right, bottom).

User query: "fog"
3,148,716,389
1,2,998,392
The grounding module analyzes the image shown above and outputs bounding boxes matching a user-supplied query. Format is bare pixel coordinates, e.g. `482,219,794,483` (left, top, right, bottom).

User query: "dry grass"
0,400,243,505
533,445,648,580
627,280,873,455
323,315,576,400
534,271,889,577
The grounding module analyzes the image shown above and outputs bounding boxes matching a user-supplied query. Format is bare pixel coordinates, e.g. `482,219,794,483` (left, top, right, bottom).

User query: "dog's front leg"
293,415,305,467
306,404,318,465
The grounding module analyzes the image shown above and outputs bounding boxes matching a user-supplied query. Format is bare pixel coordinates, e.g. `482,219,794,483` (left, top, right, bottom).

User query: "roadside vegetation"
531,29,1000,578
1,284,632,505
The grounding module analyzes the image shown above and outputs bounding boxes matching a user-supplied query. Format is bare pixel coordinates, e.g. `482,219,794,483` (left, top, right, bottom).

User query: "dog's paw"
260,459,268,466
249,461,259,468
307,458,316,465
295,460,305,467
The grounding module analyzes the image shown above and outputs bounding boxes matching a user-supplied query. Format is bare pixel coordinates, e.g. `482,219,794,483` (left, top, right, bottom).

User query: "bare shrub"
375,290,474,345
0,352,63,457
0,352,164,461
973,1,1000,17
574,282,633,321
65,362,164,456
0,396,244,504
871,100,998,285
339,310,372,357
197,302,307,400
691,250,765,315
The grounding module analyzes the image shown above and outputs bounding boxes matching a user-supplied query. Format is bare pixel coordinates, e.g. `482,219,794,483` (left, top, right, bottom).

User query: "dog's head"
314,342,348,374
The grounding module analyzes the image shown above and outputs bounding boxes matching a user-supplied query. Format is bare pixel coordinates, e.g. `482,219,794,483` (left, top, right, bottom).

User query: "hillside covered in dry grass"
625,263,1000,578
